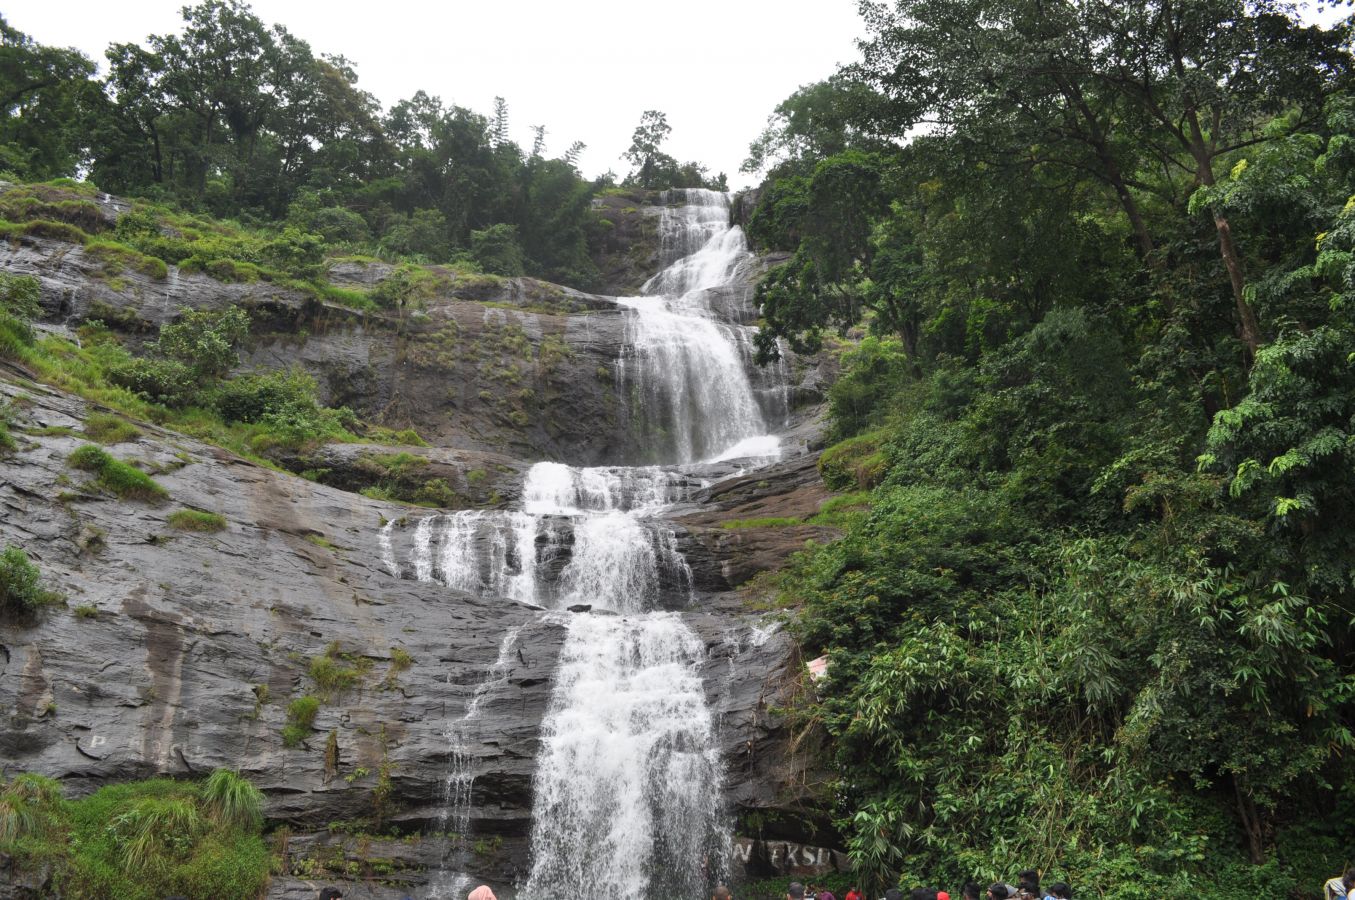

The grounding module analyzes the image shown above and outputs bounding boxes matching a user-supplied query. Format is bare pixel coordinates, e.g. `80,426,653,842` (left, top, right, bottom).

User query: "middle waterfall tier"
383,508,694,611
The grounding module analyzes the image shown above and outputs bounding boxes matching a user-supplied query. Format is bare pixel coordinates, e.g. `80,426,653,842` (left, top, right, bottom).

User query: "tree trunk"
1233,773,1266,865
1212,209,1261,359
1196,160,1262,360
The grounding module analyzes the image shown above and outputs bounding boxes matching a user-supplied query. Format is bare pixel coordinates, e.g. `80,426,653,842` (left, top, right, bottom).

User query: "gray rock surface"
0,372,831,895
0,188,842,896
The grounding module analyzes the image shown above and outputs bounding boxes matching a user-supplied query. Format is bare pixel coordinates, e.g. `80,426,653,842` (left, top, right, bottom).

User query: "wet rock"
0,376,828,888
587,188,664,295
276,443,529,509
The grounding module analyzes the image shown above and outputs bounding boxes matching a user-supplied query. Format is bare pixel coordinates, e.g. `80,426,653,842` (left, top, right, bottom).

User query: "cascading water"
391,189,785,898
522,614,730,898
619,188,787,464
429,627,523,900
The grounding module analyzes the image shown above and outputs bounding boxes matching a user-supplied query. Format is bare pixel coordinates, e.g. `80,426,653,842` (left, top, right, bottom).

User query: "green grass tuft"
721,516,801,530
201,769,263,831
83,412,141,444
68,444,167,501
0,545,60,620
167,509,227,532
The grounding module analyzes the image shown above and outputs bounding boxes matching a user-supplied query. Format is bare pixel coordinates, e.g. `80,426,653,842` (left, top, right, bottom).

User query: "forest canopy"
0,1,723,289
745,0,1355,894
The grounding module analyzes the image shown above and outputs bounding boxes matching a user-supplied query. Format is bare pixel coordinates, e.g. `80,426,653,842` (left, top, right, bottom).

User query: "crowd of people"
307,870,1069,900
299,861,1355,899
760,868,1073,900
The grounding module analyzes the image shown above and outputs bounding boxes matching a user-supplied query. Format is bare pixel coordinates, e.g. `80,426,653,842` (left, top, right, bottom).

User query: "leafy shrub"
308,206,370,243
263,226,324,279
111,207,162,243
818,428,890,490
68,444,167,501
83,412,140,444
211,369,317,424
471,223,527,276
0,273,41,359
379,208,448,259
167,510,226,532
106,357,197,408
0,545,59,620
154,307,250,379
281,696,320,748
827,336,911,440
0,312,33,359
0,272,41,321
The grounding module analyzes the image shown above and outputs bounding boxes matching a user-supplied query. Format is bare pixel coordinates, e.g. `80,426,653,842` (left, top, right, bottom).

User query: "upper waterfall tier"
617,189,787,465
642,188,752,300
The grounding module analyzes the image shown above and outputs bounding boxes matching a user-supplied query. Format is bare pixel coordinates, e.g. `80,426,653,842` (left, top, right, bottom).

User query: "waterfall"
388,190,785,898
428,626,524,900
523,460,698,515
618,188,786,464
520,614,730,898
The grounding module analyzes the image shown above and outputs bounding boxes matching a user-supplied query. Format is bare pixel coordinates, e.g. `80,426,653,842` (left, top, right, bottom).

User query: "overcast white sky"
9,0,867,188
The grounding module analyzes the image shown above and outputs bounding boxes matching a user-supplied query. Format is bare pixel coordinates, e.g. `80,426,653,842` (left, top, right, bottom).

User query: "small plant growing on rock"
282,696,320,748
68,444,167,501
0,773,62,843
83,412,141,444
167,509,227,532
0,546,60,621
251,683,269,720
308,642,369,701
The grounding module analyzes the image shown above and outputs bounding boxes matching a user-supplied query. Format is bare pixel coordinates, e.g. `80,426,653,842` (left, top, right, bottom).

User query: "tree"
743,76,888,176
0,15,98,178
623,109,680,189
491,95,509,147
854,0,1355,361
471,223,526,276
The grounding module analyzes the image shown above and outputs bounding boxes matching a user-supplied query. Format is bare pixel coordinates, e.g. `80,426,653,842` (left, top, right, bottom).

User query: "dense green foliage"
0,771,271,900
1,283,362,464
748,0,1355,894
0,3,721,288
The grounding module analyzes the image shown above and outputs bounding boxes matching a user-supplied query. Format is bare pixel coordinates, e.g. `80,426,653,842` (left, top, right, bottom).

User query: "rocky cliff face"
0,192,841,898
2,232,828,469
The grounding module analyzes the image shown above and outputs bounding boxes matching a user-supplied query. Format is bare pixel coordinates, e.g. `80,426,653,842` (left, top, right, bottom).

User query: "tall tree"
0,15,97,178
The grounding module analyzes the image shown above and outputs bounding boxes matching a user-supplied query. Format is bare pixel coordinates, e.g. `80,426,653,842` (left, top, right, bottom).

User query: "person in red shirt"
845,889,863,900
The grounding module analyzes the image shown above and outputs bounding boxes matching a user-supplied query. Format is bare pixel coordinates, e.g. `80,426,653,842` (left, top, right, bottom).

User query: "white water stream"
396,189,781,898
